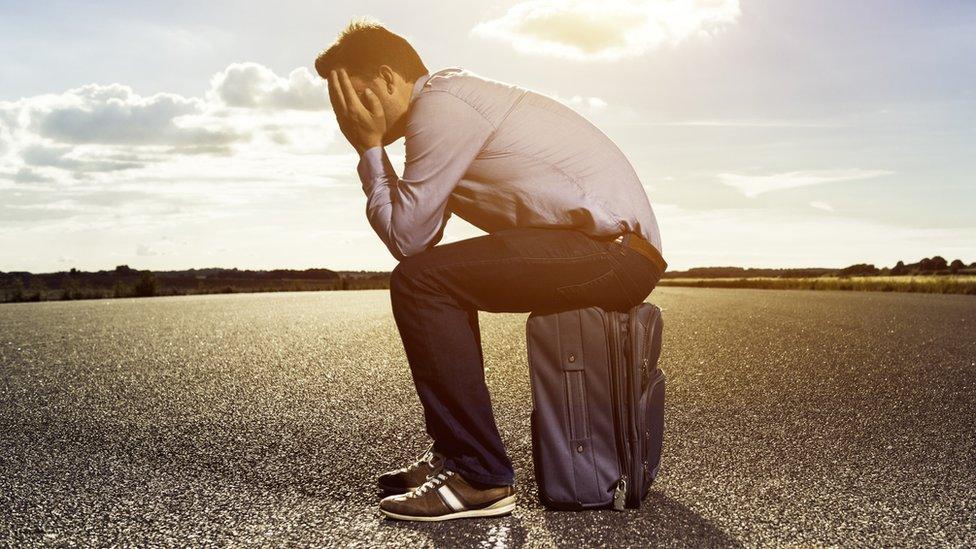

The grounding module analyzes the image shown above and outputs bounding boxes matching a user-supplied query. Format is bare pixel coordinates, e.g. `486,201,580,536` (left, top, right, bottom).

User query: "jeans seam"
517,251,607,262
492,227,610,260
554,268,615,296
606,243,650,297
607,267,637,309
412,251,608,281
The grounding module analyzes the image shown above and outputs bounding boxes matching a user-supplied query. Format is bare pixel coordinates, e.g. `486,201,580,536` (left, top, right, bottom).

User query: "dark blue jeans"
388,227,663,486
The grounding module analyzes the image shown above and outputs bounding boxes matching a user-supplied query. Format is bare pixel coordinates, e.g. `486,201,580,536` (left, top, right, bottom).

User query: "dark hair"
314,17,427,82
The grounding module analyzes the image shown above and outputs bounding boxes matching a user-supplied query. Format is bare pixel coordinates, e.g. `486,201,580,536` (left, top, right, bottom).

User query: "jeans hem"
444,458,515,487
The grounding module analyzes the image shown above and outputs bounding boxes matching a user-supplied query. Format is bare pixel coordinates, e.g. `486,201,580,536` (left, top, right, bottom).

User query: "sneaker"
377,444,444,494
379,468,516,522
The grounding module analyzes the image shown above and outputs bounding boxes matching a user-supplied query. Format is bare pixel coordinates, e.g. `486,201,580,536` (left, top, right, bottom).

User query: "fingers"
328,70,347,114
338,68,368,116
363,88,384,117
326,68,382,152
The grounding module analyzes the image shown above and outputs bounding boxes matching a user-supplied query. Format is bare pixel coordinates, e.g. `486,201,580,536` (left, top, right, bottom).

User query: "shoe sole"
380,494,516,522
377,482,422,494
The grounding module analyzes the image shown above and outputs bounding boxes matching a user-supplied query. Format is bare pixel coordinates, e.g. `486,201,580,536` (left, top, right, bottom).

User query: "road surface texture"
2,288,974,548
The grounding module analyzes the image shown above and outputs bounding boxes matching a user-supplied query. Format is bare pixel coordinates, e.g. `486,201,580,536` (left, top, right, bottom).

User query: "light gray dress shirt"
356,67,662,262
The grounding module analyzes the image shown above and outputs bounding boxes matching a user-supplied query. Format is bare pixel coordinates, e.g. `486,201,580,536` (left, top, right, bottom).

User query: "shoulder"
409,68,494,127
417,67,481,95
412,67,524,128
414,68,483,112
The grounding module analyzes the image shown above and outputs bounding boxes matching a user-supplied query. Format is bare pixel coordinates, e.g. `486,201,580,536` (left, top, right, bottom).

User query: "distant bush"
837,263,880,277
133,272,158,297
918,256,948,272
658,275,976,295
60,278,81,300
114,281,131,298
9,279,25,302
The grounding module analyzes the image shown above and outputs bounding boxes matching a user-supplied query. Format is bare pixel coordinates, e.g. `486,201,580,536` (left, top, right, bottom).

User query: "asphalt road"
2,288,974,548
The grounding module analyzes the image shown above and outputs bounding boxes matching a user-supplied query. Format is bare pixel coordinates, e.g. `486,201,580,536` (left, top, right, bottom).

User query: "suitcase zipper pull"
613,476,627,511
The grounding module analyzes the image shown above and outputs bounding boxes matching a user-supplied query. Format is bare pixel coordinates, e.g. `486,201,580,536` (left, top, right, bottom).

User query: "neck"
384,113,408,145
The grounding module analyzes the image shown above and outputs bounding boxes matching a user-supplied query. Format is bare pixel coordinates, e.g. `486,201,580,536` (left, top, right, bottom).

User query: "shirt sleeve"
356,91,494,261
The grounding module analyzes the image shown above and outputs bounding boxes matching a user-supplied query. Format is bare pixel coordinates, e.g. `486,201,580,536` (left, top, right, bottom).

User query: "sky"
1,0,974,272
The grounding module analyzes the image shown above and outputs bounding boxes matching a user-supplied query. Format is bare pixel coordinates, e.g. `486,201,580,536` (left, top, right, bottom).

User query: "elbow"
393,237,433,261
390,220,447,260
396,242,428,260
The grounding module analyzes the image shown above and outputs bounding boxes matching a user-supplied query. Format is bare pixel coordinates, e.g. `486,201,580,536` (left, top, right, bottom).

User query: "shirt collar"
410,72,430,104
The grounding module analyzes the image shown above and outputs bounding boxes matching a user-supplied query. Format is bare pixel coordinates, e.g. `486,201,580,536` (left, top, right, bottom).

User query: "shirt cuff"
357,146,390,189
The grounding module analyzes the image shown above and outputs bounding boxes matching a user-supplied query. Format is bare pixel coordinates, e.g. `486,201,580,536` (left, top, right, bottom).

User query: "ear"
377,65,398,95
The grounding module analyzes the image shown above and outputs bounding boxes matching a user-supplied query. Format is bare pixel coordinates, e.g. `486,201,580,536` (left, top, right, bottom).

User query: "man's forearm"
357,146,408,261
352,92,491,261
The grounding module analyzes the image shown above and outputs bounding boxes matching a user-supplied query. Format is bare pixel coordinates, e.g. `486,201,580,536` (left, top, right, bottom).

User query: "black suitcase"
525,302,665,510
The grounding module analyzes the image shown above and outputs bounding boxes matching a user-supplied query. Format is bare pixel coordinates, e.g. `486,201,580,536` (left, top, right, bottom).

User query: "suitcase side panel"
527,307,620,509
632,303,666,501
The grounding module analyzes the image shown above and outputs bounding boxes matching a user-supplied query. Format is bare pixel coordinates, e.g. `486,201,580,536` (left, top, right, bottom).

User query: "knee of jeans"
389,263,410,297
390,255,427,295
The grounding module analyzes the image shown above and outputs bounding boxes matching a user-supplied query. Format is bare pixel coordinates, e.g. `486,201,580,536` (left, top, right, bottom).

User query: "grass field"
658,275,976,295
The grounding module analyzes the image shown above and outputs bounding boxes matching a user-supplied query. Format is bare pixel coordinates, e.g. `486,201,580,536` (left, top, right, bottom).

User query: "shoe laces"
409,445,442,471
410,468,454,497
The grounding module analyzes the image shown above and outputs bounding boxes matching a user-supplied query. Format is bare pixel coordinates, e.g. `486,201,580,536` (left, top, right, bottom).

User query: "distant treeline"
0,265,391,303
663,267,835,279
663,256,976,279
658,276,976,295
3,256,974,303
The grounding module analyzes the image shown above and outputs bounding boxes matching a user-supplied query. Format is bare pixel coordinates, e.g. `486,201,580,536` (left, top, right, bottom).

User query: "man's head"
315,18,427,145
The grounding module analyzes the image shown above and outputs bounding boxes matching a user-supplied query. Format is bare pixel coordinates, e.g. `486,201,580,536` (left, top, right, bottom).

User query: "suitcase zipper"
608,310,632,510
627,309,642,507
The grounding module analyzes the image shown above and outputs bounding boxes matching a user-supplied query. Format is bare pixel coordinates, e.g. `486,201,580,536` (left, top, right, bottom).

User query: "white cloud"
718,169,893,198
809,201,835,212
471,0,740,61
209,63,328,111
0,62,340,185
21,144,145,173
136,243,159,257
6,167,54,183
0,61,362,273
29,84,240,149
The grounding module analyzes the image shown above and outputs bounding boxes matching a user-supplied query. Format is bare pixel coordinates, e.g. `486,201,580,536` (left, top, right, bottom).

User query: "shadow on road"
381,514,530,547
382,491,741,548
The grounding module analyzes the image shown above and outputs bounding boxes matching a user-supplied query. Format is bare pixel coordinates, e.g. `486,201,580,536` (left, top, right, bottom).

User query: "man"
315,18,666,522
